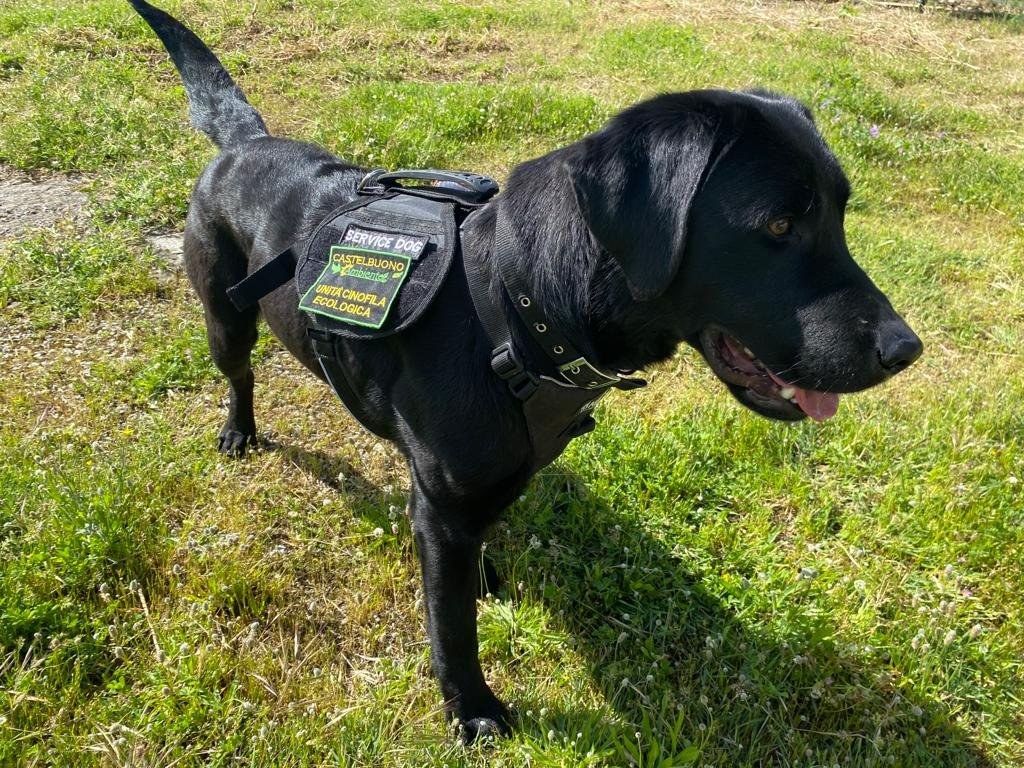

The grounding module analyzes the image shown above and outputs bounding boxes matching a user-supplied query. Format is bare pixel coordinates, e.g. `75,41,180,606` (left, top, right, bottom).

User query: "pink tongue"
766,371,840,422
793,388,840,422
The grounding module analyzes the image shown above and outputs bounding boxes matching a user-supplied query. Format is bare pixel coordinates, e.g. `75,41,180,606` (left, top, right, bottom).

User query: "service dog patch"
299,225,428,329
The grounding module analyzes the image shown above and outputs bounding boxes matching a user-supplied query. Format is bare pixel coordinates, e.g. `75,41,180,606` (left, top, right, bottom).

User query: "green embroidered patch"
299,225,427,329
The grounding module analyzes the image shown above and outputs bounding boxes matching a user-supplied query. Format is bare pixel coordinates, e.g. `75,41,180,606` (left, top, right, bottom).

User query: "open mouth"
698,327,839,422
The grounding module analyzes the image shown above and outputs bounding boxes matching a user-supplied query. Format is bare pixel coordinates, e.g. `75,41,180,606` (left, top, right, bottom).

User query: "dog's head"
566,89,922,422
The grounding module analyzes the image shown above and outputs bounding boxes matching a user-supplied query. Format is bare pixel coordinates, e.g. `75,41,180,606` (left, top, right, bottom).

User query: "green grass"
1,0,1023,765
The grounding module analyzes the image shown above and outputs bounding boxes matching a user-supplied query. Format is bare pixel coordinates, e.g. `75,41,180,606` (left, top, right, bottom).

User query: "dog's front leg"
412,488,511,742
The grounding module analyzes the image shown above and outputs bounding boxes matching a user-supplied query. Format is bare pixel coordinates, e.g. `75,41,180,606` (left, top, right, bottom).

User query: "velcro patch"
299,225,428,329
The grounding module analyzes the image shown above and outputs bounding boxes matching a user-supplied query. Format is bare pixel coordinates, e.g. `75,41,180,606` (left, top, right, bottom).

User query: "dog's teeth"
779,386,796,399
743,346,754,357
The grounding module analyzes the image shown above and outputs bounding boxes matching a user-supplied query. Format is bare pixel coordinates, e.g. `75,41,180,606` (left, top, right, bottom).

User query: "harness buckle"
491,343,538,401
558,357,621,389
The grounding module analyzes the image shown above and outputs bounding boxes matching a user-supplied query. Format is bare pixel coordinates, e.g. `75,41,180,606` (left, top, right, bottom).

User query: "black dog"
130,0,922,741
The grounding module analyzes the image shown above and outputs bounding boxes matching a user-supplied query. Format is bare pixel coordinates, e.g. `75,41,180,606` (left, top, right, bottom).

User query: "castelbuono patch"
299,224,428,329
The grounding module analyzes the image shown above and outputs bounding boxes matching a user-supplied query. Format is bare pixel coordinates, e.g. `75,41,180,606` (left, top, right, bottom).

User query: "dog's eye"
766,217,794,237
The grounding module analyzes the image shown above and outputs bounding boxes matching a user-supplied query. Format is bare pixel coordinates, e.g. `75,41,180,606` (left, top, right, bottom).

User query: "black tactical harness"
227,168,645,468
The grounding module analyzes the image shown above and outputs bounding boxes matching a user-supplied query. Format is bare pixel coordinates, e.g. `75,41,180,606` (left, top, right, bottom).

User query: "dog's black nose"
877,322,923,374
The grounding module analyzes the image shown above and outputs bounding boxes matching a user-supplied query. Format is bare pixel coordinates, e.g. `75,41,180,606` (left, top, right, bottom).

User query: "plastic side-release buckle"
491,343,538,401
306,327,337,358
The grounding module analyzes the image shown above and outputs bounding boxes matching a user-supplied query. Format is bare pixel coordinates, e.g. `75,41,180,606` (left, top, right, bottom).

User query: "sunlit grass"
0,1,1022,765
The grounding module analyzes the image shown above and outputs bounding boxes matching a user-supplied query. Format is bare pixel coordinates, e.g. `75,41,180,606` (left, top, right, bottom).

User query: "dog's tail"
129,0,267,149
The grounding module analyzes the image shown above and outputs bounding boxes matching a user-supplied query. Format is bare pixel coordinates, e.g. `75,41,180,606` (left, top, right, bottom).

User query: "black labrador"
130,0,922,741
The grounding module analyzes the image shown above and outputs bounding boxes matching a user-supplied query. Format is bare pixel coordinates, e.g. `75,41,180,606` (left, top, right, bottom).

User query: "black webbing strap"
226,247,297,312
462,213,605,467
463,214,539,401
226,192,390,314
492,204,646,391
227,184,487,314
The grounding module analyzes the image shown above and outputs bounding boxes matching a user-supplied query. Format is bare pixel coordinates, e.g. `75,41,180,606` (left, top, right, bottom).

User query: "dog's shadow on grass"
493,471,994,767
267,440,991,766
261,437,398,528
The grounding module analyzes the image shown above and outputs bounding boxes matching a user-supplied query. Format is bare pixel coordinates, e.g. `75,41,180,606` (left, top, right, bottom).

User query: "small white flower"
372,527,384,537
943,629,956,646
969,624,983,639
529,535,542,549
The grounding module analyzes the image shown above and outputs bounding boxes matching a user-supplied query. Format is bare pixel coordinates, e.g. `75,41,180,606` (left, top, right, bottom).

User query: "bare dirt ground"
0,164,185,267
0,165,88,241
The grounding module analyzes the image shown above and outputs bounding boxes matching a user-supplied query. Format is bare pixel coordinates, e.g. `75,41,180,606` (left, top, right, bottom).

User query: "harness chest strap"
463,203,646,467
491,204,646,392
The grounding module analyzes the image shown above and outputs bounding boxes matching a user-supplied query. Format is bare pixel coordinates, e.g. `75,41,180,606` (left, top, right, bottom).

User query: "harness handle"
359,168,499,203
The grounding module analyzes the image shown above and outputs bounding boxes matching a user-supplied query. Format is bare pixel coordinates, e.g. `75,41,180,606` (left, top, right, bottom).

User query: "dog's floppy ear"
566,111,720,302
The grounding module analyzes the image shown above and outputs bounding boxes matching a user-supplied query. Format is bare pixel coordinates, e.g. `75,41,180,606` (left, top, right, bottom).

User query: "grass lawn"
1,1,1022,765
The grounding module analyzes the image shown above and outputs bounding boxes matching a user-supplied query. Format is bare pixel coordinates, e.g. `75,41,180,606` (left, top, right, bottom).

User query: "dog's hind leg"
183,221,259,456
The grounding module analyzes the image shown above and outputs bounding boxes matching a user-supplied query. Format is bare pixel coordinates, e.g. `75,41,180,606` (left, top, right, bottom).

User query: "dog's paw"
217,426,255,457
456,700,513,745
461,716,510,744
